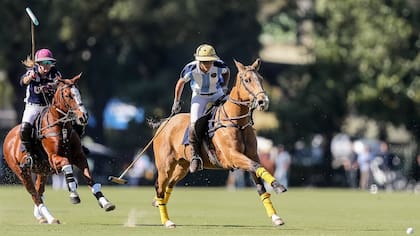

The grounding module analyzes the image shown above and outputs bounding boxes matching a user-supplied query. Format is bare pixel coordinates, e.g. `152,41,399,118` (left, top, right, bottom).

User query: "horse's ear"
56,75,65,84
233,59,245,72
251,58,261,71
70,73,82,84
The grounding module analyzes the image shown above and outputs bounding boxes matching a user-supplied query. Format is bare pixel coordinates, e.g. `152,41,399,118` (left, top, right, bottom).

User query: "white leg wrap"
92,183,101,194
34,205,43,220
62,164,78,192
38,204,55,224
271,214,285,226
68,182,77,192
61,164,73,174
99,197,108,207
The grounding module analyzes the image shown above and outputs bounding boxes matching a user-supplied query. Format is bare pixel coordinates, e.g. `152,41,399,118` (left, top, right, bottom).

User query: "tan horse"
2,74,115,224
150,59,286,228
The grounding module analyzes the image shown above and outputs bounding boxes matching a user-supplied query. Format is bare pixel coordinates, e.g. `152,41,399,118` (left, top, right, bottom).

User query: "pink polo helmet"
35,48,56,62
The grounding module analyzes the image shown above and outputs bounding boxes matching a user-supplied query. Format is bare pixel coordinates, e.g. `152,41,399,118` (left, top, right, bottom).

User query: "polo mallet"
25,7,39,60
108,112,176,184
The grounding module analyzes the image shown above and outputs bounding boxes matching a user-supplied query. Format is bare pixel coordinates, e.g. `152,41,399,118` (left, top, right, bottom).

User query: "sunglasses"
39,60,55,66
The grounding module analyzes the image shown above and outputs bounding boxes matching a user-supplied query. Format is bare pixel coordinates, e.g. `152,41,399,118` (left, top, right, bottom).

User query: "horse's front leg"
228,149,287,193
153,159,187,228
73,152,115,212
251,162,287,194
44,138,81,204
250,172,285,226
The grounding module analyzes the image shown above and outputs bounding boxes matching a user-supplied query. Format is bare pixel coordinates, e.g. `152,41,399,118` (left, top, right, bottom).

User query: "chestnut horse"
3,74,115,224
150,59,287,228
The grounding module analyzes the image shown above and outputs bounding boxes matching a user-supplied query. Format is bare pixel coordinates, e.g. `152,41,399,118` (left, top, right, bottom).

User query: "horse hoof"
50,219,60,224
103,202,116,212
38,218,48,224
271,215,285,226
70,193,81,204
272,182,287,194
164,220,176,228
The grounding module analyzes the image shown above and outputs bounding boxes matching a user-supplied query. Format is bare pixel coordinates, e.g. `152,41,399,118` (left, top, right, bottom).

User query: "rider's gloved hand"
171,100,181,114
222,86,228,95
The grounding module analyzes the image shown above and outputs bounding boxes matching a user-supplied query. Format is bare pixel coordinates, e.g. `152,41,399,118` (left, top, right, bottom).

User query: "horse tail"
147,118,165,130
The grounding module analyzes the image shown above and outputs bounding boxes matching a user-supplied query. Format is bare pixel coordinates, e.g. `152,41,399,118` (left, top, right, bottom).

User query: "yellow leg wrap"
260,192,277,217
163,187,173,204
156,197,170,224
256,167,276,185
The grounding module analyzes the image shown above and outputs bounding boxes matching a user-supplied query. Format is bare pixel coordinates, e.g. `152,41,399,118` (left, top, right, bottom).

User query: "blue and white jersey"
180,60,229,95
20,65,61,106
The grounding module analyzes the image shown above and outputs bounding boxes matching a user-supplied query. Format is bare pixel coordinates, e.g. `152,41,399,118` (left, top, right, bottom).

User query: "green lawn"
0,185,418,236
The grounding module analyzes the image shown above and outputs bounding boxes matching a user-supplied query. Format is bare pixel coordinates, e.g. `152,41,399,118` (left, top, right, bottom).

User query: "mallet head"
25,7,39,26
108,176,128,185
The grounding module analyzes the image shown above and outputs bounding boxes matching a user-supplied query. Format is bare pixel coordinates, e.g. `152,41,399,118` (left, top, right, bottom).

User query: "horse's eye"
244,78,250,83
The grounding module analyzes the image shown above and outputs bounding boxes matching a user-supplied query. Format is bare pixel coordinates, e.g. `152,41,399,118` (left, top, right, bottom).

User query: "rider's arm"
20,70,36,86
221,68,230,92
174,79,186,102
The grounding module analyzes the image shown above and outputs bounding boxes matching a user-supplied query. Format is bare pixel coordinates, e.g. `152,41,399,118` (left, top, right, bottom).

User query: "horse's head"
233,58,269,111
53,73,88,126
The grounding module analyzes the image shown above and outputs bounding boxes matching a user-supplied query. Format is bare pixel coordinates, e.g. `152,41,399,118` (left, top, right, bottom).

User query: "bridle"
229,68,267,110
38,82,85,138
210,68,267,131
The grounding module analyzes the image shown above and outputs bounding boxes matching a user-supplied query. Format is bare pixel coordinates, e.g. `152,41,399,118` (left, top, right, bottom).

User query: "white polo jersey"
180,60,228,95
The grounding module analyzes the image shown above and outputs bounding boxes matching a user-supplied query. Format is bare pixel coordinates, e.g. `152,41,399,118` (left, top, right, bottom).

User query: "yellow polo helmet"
194,44,219,61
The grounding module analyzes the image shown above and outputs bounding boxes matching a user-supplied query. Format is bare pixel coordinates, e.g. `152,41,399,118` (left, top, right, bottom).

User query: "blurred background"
0,0,419,191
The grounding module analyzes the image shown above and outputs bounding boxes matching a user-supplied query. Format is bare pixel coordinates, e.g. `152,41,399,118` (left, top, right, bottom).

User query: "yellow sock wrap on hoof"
163,187,173,204
260,192,277,217
256,167,276,185
156,197,170,224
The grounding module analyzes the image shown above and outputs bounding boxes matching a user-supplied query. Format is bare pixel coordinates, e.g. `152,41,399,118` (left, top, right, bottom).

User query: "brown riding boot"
188,125,203,173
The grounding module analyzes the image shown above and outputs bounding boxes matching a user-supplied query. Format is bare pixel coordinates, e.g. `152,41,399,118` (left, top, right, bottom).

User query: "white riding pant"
190,90,224,124
22,103,47,124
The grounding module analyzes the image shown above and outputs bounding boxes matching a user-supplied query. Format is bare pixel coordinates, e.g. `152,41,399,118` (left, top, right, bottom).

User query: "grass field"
0,185,419,236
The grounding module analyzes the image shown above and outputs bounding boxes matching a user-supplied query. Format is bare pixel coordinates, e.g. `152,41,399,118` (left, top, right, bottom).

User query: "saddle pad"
182,127,190,145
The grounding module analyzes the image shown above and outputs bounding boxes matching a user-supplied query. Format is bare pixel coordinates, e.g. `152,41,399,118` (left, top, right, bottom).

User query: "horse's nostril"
258,100,265,105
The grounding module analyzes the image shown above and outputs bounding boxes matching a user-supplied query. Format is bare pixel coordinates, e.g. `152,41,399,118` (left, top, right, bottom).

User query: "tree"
0,0,262,149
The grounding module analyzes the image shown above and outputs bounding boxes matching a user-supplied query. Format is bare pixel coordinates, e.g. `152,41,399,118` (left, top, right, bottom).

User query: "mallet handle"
117,112,175,179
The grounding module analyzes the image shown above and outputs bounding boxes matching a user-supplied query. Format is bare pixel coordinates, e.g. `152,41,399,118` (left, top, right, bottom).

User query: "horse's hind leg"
33,174,48,223
90,183,116,211
154,160,188,228
154,171,175,228
74,156,115,212
19,170,59,224
153,163,189,206
250,172,285,226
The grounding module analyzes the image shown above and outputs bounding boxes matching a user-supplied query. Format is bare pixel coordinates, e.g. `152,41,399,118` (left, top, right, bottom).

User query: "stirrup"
189,156,203,173
20,154,33,169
